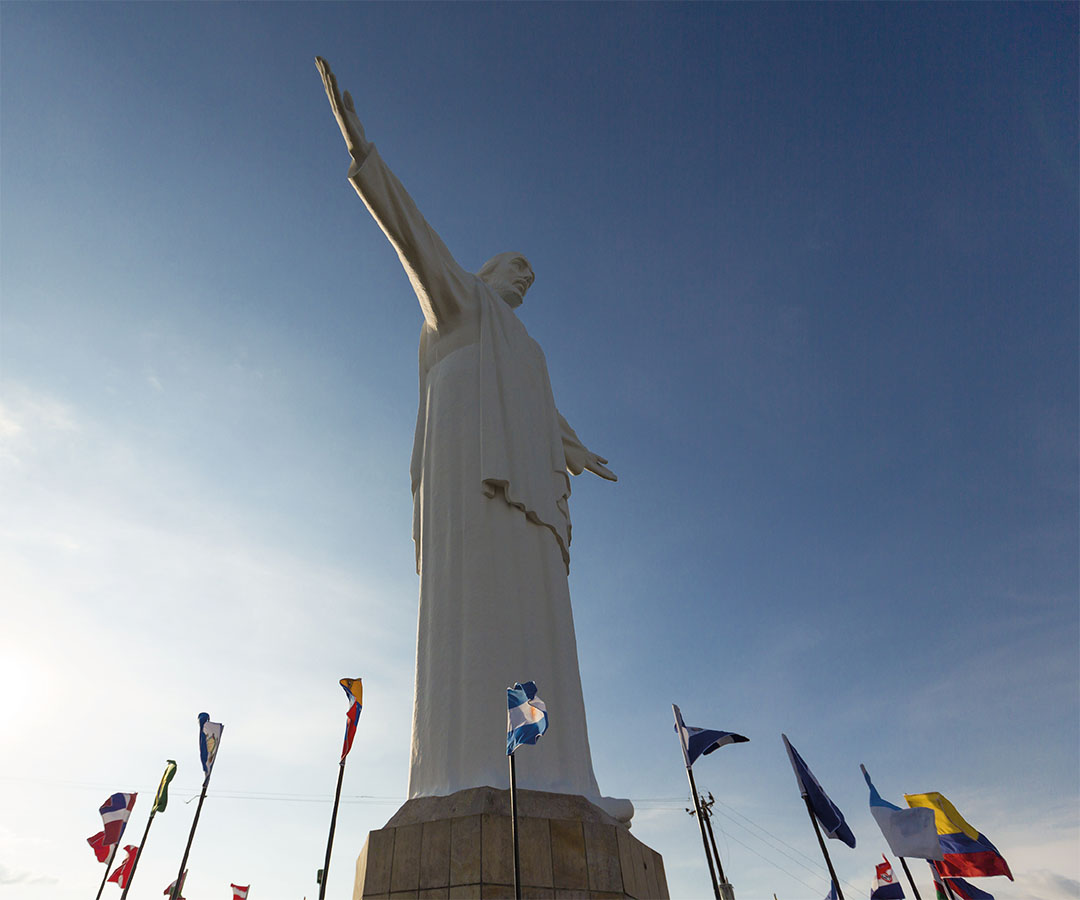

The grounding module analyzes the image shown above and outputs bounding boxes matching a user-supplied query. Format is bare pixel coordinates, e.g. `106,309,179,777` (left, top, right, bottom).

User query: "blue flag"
782,734,856,848
507,681,548,755
198,712,223,779
672,704,749,767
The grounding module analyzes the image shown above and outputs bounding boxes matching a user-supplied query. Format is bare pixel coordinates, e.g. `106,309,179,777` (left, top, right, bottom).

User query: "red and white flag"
87,830,112,863
231,885,251,899
107,845,138,888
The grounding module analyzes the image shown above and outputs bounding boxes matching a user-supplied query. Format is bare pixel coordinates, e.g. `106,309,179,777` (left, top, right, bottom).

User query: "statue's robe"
349,147,603,801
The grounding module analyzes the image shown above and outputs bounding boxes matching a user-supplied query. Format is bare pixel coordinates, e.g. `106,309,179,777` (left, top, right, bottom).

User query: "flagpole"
699,792,729,885
171,774,209,900
94,842,118,900
119,812,154,900
685,764,721,899
509,751,522,900
897,857,921,900
318,759,347,900
801,794,844,900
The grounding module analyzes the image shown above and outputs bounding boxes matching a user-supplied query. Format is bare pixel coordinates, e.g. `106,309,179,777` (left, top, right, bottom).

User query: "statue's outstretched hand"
316,56,372,161
565,444,617,482
584,453,617,482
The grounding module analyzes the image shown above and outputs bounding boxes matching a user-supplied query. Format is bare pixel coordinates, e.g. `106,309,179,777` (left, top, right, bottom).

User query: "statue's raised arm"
316,57,472,330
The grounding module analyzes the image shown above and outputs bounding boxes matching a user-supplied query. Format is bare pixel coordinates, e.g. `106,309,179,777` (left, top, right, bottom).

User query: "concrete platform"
353,786,669,899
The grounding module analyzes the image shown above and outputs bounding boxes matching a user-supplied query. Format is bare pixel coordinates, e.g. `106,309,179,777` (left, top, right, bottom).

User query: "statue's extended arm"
316,57,472,330
558,412,617,481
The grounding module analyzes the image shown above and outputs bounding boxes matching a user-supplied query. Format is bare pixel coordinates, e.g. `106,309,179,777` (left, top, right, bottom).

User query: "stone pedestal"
353,787,669,899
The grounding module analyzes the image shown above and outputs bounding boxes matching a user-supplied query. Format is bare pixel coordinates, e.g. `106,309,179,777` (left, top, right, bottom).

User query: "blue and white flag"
198,712,223,778
507,681,548,755
782,734,856,848
861,765,943,860
672,704,749,768
823,881,838,900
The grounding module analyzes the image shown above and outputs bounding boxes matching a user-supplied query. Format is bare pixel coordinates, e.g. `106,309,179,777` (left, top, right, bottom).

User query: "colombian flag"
905,792,1012,880
340,677,363,762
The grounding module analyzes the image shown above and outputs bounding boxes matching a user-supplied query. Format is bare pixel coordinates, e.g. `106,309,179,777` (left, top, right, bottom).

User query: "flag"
340,677,363,763
905,792,1012,880
87,830,112,863
165,870,187,899
107,845,138,888
99,792,137,846
861,765,942,860
507,681,548,755
153,760,178,813
231,885,251,900
672,704,748,767
199,712,223,778
823,882,838,900
782,734,856,848
935,866,994,900
930,864,948,900
871,855,905,899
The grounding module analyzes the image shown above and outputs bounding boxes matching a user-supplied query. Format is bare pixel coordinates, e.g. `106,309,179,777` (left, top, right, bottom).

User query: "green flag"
152,760,178,813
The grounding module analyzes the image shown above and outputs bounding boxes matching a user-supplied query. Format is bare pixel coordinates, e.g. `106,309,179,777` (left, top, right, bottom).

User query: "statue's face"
478,252,534,308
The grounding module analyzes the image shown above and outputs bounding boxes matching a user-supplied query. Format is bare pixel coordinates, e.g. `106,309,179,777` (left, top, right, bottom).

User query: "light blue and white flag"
507,681,548,755
672,704,749,768
861,765,943,860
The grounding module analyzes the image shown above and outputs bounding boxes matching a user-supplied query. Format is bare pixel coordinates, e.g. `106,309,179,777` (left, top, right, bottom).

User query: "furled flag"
199,712,223,778
231,885,251,899
153,760,178,813
861,765,942,860
99,792,137,846
672,704,749,768
905,792,1012,880
781,734,856,848
930,863,995,900
87,830,112,863
106,845,138,888
507,681,548,755
870,855,904,899
164,870,187,899
340,677,363,763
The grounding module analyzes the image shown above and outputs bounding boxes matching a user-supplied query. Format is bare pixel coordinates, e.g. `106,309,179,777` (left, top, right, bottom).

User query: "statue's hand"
316,56,372,161
565,444,617,482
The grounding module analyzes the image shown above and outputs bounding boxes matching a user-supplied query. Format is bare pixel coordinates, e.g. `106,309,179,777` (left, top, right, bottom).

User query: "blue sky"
2,3,1076,898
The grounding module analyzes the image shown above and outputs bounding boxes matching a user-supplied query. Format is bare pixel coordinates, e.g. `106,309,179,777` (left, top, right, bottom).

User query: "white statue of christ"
317,58,630,822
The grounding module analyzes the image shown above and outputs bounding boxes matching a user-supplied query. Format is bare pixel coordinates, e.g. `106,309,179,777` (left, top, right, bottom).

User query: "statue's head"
477,252,534,309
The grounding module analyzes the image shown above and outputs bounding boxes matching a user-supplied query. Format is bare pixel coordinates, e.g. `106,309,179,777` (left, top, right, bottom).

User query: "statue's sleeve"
348,147,474,329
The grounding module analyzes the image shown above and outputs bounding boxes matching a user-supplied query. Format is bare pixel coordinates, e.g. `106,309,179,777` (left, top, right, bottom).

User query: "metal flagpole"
509,751,522,900
94,841,117,900
685,764,722,899
802,794,844,900
171,775,209,900
119,814,154,900
897,857,922,900
318,759,347,900
700,793,729,885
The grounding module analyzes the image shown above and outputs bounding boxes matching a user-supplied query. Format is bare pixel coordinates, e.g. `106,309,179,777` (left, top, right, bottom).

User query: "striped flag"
506,681,548,755
231,884,251,899
905,792,1012,880
672,704,748,767
871,855,904,899
340,677,363,762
